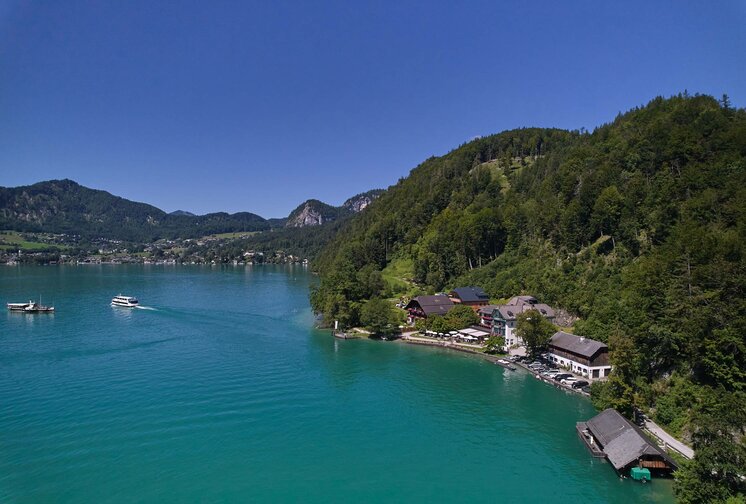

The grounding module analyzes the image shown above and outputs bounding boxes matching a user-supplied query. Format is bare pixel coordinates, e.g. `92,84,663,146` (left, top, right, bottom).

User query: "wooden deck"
576,422,605,458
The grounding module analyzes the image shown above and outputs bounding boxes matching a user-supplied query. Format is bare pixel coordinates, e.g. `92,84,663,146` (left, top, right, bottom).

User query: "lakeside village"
343,287,684,483
0,231,308,266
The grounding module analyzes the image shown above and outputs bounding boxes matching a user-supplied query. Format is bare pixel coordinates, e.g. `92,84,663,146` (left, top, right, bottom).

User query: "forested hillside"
0,179,271,241
311,94,746,502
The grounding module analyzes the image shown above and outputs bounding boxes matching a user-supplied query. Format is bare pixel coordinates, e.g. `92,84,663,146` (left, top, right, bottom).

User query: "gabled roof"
450,286,489,303
493,303,555,321
549,331,606,359
604,429,663,470
585,409,677,471
507,295,538,306
405,295,454,316
478,304,501,315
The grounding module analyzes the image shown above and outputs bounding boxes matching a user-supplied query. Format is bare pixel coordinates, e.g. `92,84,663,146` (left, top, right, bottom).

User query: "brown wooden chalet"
577,409,678,477
405,295,454,321
448,287,490,308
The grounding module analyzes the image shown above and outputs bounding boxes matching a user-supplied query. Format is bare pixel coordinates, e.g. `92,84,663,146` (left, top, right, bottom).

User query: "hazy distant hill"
169,210,197,217
0,179,383,241
0,179,271,241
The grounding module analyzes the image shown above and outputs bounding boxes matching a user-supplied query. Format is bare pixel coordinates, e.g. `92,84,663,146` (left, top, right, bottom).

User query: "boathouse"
405,295,454,323
448,287,490,308
547,331,612,379
577,409,678,477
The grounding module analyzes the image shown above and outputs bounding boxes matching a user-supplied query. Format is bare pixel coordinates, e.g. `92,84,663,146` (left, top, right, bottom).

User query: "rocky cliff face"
286,202,326,227
285,189,385,228
285,199,340,228
342,189,384,213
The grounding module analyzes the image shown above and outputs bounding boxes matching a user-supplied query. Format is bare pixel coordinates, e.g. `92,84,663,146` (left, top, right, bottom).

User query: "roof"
405,295,454,316
493,303,555,321
549,331,607,359
604,429,663,470
506,295,538,305
450,286,489,303
585,409,676,471
478,304,500,315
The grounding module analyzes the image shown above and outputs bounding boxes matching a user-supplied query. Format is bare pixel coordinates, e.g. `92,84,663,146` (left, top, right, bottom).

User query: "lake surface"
0,265,674,503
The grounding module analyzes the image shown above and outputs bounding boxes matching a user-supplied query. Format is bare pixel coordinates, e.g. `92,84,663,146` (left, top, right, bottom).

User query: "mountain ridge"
0,179,380,240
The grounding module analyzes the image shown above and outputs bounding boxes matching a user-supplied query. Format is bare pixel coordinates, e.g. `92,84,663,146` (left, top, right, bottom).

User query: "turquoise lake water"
0,265,674,503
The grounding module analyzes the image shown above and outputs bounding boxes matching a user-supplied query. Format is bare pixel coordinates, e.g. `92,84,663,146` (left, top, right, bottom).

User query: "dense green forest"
310,94,746,502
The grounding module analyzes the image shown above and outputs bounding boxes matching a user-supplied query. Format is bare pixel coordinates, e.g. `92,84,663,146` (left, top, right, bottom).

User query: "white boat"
7,300,54,313
111,295,139,308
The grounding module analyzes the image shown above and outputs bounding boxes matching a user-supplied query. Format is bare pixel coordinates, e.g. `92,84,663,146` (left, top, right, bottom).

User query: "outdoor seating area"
421,327,490,345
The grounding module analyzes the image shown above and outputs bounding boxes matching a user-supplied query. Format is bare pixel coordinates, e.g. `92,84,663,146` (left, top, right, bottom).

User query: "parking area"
509,354,592,395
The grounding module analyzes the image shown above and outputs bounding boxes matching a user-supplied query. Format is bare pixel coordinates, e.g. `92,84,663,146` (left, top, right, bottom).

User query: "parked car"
561,377,577,385
553,373,572,381
571,380,589,389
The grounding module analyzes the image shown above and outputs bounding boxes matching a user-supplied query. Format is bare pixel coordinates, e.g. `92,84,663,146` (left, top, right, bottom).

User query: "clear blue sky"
1,1,744,218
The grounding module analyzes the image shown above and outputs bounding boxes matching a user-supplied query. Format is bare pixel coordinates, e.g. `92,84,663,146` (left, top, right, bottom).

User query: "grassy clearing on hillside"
202,231,260,240
382,257,418,296
0,231,64,251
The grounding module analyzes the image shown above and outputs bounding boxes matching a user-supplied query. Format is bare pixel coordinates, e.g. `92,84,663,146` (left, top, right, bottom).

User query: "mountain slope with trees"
310,94,746,503
0,179,271,241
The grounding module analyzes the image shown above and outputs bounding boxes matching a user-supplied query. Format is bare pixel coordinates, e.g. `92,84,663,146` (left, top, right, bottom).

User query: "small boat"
111,295,139,308
7,300,54,313
24,301,55,313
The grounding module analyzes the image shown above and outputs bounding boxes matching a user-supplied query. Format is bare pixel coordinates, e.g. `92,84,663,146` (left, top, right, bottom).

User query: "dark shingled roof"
585,409,677,471
478,304,501,315
493,303,555,321
450,286,489,303
405,295,454,316
549,331,606,359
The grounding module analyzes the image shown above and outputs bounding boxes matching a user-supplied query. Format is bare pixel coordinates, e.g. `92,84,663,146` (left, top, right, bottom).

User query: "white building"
547,331,612,379
490,296,556,348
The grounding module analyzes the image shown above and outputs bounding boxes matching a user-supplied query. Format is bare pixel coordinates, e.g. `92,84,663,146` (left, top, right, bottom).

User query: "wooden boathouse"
577,409,678,478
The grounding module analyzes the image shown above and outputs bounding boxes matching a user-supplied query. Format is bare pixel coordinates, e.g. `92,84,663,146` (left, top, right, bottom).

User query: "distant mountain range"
0,179,382,241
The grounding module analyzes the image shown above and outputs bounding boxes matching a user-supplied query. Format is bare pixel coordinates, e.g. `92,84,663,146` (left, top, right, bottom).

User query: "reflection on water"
6,311,55,328
111,305,135,321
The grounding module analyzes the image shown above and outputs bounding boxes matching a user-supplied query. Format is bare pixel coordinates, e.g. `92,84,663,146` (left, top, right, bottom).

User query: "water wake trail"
135,306,157,311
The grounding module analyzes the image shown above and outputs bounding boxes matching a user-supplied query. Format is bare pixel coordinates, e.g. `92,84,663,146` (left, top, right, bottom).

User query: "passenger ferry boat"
111,295,139,308
7,300,55,313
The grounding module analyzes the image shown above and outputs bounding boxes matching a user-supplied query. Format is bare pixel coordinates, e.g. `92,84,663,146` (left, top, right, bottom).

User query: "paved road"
645,419,694,459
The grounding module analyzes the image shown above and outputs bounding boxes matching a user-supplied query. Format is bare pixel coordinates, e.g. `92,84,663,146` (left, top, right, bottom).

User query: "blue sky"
1,1,744,217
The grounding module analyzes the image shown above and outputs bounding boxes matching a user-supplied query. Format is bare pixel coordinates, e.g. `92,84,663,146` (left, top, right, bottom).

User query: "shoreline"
397,332,591,397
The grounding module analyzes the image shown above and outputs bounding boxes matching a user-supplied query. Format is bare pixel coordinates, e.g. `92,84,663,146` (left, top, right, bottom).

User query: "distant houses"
404,295,454,323
548,331,612,379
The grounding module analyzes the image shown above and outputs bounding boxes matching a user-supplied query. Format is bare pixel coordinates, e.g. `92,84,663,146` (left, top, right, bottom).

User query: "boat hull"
111,302,138,308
